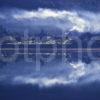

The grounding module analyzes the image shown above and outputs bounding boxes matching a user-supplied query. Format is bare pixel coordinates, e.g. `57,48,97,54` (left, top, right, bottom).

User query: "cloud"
12,8,86,32
1,8,100,33
13,8,67,19
14,77,74,87
1,8,100,87
1,59,100,87
12,61,100,87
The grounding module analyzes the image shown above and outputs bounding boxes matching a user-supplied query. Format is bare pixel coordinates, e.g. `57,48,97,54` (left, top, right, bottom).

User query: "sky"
0,0,100,34
0,0,100,86
0,0,100,12
0,0,100,100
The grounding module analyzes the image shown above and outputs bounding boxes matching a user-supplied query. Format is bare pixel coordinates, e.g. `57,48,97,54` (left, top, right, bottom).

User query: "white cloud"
13,9,67,19
12,8,86,32
10,8,100,33
1,8,100,87
14,77,74,87
1,60,100,87
1,8,100,33
69,61,86,79
13,8,74,19
12,61,100,87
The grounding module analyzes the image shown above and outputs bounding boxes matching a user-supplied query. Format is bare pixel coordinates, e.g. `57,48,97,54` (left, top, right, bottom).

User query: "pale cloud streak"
1,8,100,33
12,8,86,32
0,59,100,87
10,8,100,33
